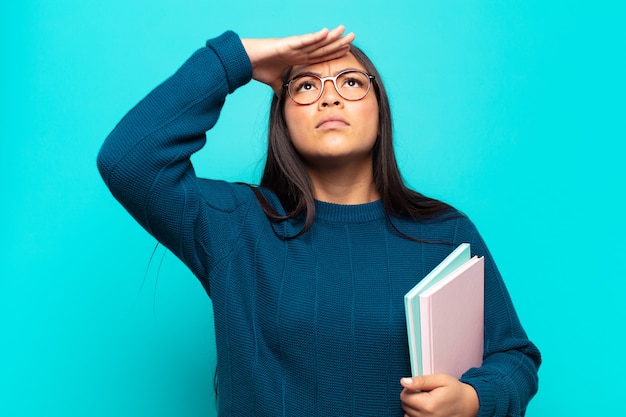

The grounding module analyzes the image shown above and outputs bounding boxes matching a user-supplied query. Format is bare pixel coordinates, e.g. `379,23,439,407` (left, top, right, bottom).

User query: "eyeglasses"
284,69,375,105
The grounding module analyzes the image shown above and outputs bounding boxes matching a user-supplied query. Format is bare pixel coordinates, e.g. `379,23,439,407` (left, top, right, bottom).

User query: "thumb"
401,374,450,392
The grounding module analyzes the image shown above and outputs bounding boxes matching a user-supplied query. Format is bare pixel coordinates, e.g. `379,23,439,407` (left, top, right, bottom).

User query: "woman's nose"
319,79,342,107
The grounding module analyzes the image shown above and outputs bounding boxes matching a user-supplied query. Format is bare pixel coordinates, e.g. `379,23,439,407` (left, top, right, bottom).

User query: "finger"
401,374,453,392
401,377,414,386
400,388,424,416
300,27,353,55
305,33,354,59
296,33,354,67
302,44,351,65
277,26,353,68
300,24,348,51
290,24,350,55
288,26,335,50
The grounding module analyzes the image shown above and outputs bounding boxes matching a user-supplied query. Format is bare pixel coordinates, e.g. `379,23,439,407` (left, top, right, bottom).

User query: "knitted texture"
98,31,540,416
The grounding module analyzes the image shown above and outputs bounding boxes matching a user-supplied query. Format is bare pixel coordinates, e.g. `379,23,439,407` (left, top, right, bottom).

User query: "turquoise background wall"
1,1,624,416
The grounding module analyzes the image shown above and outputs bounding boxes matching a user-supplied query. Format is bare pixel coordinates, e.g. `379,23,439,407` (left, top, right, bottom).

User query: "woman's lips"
316,116,349,129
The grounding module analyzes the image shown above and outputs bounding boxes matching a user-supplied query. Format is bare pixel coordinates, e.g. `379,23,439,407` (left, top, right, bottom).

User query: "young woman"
98,26,540,417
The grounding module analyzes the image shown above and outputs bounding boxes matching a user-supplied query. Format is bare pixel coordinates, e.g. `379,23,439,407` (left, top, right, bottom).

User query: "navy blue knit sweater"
97,31,540,416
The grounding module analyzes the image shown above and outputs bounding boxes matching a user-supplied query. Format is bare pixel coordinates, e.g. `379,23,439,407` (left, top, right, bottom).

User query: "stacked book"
404,243,484,378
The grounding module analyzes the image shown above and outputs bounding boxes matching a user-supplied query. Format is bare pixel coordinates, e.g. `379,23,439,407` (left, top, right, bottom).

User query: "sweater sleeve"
458,220,541,417
96,31,254,285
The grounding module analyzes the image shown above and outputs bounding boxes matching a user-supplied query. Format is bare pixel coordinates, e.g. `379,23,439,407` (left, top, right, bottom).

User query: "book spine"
418,294,433,376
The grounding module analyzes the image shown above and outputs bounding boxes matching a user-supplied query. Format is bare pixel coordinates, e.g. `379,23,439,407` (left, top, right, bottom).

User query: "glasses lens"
336,71,371,100
289,75,322,105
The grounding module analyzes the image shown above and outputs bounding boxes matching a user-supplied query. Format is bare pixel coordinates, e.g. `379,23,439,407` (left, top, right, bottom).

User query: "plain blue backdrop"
1,1,625,416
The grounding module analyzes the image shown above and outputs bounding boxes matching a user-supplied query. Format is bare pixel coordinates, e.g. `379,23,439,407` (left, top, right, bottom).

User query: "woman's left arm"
400,218,541,417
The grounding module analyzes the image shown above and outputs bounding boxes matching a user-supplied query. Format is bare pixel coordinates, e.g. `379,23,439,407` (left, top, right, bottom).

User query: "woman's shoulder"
391,206,481,246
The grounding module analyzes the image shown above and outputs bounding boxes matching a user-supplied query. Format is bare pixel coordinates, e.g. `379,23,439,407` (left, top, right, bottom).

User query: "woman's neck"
306,164,381,205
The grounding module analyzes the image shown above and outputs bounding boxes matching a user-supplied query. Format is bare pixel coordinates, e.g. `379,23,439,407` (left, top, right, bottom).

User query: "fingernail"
402,377,413,385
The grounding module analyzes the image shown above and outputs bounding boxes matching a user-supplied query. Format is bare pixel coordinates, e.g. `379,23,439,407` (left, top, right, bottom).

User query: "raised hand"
241,25,355,93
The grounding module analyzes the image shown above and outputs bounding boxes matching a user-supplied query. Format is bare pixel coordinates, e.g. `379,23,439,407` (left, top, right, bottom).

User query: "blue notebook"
404,243,473,376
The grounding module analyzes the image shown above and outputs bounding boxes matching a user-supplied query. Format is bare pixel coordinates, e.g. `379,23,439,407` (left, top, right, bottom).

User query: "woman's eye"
343,77,363,88
294,80,318,93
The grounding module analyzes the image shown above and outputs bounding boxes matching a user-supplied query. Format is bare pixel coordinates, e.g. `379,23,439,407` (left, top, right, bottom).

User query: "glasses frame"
283,69,376,105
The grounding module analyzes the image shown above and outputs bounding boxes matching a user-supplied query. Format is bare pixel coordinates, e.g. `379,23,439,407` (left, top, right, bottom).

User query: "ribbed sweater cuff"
206,30,253,93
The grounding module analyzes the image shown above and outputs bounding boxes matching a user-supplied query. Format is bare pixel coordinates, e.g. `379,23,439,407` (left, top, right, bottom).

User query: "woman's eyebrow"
290,70,321,79
290,67,363,79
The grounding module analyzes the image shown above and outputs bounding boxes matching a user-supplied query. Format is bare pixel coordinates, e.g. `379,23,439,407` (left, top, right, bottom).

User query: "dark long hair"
251,45,455,239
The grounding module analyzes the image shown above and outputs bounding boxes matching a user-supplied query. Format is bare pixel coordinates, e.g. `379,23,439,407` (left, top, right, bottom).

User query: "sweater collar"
314,199,386,223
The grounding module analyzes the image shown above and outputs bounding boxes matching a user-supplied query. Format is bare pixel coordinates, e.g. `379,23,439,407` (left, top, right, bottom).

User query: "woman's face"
283,53,379,170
